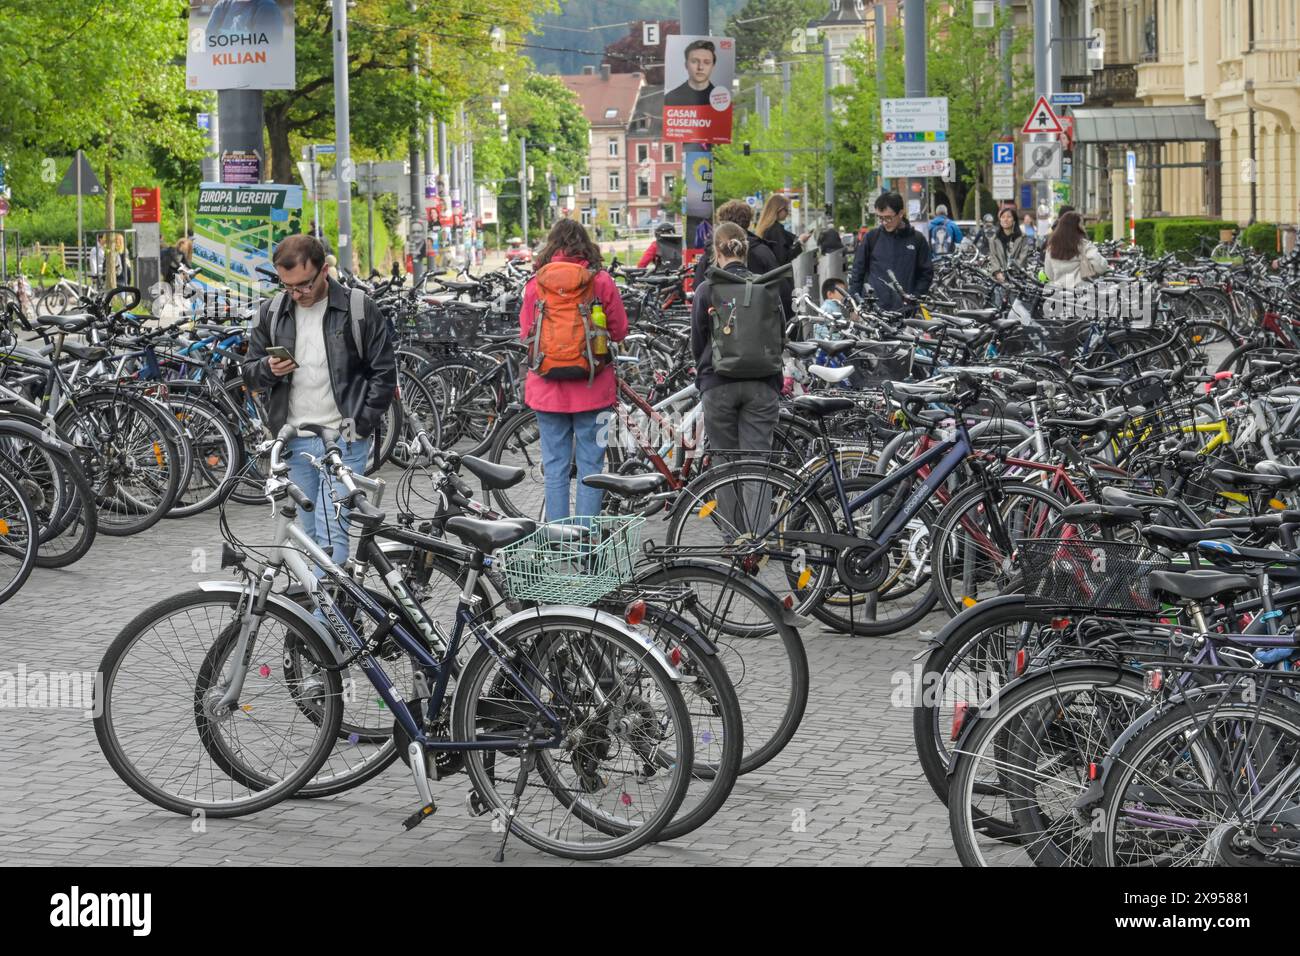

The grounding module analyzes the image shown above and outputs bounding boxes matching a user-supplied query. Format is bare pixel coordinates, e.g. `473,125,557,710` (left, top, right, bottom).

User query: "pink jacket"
520,254,629,413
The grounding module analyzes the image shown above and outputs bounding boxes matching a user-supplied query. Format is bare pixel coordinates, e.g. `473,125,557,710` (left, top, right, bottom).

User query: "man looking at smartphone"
244,233,397,566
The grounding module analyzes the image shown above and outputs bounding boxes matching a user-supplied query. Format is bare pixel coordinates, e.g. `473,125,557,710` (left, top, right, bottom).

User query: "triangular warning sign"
1021,96,1064,135
56,153,104,197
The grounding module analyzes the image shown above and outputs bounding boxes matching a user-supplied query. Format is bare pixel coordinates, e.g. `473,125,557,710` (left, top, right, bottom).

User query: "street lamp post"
331,0,354,272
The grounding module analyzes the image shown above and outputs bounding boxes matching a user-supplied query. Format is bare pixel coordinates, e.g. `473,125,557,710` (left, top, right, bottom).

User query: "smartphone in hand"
266,346,296,364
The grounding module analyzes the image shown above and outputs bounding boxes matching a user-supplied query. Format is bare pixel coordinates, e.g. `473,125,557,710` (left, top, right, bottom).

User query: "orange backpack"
526,260,606,381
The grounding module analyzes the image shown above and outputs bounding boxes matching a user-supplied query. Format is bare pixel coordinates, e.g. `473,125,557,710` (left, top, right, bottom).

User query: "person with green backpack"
690,222,789,535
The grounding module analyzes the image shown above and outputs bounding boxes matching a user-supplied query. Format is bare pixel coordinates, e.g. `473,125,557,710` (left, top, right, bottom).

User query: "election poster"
683,145,713,218
662,35,735,144
187,0,296,90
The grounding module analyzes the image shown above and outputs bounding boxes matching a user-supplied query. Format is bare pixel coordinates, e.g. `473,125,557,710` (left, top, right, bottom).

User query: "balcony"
1088,64,1139,104
1135,61,1185,103
1244,47,1300,87
1061,74,1091,96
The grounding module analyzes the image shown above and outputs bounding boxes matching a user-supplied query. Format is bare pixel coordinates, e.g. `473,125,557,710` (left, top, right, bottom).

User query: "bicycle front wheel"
452,611,693,860
0,469,38,606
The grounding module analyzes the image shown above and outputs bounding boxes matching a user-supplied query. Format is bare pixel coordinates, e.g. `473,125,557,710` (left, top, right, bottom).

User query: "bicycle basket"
496,516,646,606
410,305,485,344
1016,538,1170,614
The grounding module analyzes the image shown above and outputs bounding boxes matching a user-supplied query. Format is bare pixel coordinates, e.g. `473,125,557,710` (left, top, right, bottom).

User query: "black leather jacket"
243,277,397,438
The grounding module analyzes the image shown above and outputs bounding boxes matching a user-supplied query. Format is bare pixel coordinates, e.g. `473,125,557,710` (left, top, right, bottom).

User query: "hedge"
1241,221,1280,257
1153,218,1236,256
1088,221,1114,243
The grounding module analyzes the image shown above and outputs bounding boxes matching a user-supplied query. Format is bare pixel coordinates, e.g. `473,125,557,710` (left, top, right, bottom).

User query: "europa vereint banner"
186,0,296,90
193,182,304,308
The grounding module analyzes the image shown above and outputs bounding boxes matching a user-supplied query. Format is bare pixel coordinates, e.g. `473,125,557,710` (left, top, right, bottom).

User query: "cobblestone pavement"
0,465,958,867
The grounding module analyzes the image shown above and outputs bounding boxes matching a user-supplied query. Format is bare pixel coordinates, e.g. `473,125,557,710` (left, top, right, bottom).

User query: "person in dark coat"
848,191,934,310
693,200,789,321
755,194,810,266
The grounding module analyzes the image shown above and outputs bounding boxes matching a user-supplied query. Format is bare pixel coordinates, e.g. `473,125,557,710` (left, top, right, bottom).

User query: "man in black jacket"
694,199,790,320
848,191,934,310
244,234,397,565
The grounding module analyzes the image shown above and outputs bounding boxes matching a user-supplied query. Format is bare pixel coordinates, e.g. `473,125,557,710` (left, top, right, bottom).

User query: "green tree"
489,75,588,232
727,0,827,69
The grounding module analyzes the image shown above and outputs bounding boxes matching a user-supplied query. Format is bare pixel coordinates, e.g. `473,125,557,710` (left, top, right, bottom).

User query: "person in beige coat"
1043,211,1109,289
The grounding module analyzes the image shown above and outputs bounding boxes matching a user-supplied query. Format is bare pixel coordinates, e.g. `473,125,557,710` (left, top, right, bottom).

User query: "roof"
1072,105,1219,144
560,72,644,128
812,0,870,27
626,86,664,139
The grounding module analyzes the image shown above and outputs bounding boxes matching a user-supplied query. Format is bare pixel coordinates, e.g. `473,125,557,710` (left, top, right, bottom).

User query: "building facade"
625,86,680,229
561,66,644,231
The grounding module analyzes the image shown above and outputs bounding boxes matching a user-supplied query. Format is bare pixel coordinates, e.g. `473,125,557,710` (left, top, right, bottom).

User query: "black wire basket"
1016,537,1171,614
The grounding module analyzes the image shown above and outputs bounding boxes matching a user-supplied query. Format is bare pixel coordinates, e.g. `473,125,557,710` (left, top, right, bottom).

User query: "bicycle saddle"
1058,503,1146,527
792,394,856,417
1160,285,1198,297
1069,373,1124,390
784,341,818,358
1148,569,1256,602
1139,524,1231,549
956,308,998,322
582,472,667,496
1256,461,1300,483
640,274,680,287
1196,539,1300,566
813,340,855,356
460,455,525,490
1099,486,1175,511
808,364,855,384
57,342,110,363
1210,468,1290,489
37,313,94,333
437,279,481,293
444,516,537,553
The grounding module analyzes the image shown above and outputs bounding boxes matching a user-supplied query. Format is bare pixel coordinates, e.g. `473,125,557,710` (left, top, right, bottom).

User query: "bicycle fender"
489,605,687,682
0,415,76,456
197,580,334,646
914,594,1030,660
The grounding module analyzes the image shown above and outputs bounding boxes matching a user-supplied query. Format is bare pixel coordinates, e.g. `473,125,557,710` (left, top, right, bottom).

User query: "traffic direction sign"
1021,96,1064,135
882,140,949,178
1050,92,1085,107
881,97,949,134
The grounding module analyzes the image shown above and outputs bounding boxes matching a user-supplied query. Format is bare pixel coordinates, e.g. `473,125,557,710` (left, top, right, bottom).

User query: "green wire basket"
495,515,646,606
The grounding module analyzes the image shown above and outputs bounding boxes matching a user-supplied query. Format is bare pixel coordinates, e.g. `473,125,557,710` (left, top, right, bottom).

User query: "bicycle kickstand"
494,743,536,863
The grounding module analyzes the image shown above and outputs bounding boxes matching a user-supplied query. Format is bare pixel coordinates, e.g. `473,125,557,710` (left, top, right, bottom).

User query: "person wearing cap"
637,222,684,270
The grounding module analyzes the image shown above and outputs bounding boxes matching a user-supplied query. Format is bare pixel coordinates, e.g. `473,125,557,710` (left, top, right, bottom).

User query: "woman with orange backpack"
520,218,629,520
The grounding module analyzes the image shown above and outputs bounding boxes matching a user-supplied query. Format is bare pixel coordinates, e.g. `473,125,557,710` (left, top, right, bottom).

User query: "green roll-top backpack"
706,262,791,378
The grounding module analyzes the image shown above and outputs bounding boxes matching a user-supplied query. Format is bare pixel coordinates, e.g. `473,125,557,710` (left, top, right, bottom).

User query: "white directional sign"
882,140,949,178
881,97,949,134
1022,140,1063,181
1126,150,1137,186
992,167,1016,200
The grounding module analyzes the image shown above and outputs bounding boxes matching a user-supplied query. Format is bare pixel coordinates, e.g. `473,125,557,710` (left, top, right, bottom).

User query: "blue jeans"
534,410,607,521
284,434,374,569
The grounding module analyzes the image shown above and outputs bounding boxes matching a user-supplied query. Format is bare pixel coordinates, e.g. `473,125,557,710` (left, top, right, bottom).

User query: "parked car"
504,237,532,264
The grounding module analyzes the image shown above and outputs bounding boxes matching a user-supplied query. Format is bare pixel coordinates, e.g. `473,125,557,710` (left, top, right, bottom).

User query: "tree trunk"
265,106,295,184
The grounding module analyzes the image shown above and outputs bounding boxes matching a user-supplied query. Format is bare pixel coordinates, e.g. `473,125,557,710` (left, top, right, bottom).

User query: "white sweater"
287,297,345,431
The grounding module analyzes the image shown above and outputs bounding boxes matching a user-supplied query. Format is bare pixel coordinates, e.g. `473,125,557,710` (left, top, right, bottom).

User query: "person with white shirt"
243,234,397,566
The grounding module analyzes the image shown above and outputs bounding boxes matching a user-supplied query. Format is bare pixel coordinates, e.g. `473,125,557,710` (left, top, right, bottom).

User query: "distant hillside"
531,0,748,75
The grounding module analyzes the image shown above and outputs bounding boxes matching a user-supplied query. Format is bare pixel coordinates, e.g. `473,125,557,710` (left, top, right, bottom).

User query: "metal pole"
520,135,528,249
310,145,320,240
903,0,926,217
823,33,835,217
366,160,375,275
407,2,425,280
680,0,710,245
1033,0,1050,211
332,0,354,272
999,0,1012,136
782,62,793,195
75,149,84,286
876,4,888,195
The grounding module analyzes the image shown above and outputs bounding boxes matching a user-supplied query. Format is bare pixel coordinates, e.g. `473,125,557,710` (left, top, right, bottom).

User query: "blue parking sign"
992,142,1014,165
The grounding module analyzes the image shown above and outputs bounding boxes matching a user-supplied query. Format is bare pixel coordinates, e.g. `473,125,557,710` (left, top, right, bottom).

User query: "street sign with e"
643,23,660,46
1050,92,1085,107
992,142,1014,165
1021,96,1064,135
881,97,949,134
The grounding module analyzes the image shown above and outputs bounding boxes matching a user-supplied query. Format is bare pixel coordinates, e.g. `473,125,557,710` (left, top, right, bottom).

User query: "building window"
609,207,622,227
663,143,675,163
637,143,650,163
604,108,618,119
580,208,593,226
637,175,650,198
608,169,620,192
607,137,619,157
579,175,590,193
663,174,676,194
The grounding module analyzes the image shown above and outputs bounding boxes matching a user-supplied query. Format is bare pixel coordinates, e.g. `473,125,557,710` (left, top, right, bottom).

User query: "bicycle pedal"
402,802,438,830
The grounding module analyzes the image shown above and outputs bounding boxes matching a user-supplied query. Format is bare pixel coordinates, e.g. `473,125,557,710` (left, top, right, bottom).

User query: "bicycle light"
624,600,646,626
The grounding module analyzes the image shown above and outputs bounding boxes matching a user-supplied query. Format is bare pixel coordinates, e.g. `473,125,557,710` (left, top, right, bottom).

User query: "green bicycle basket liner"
496,516,646,606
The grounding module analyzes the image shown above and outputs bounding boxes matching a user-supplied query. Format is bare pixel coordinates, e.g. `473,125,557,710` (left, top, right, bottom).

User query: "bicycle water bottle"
591,303,609,360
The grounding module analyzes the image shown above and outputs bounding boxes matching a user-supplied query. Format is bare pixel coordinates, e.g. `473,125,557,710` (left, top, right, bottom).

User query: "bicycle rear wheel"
0,469,38,606
452,612,693,860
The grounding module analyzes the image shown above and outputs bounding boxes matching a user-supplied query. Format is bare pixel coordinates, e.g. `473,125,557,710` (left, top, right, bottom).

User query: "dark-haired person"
664,39,719,107
637,221,684,270
1043,210,1108,289
848,191,933,309
519,218,629,520
813,276,849,341
692,198,780,287
988,207,1031,282
243,233,397,566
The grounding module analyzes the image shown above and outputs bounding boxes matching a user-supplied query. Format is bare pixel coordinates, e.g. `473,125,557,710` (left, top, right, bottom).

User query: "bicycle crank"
835,538,891,592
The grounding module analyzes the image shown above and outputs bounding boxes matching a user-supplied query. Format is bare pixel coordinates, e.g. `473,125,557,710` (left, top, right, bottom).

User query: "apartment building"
561,65,644,230
625,86,681,229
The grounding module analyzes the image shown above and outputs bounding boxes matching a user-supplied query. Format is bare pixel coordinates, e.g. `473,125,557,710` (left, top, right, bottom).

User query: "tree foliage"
726,0,826,69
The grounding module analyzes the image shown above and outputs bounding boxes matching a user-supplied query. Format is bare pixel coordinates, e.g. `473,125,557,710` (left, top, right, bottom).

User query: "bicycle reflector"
624,600,646,626
1144,668,1164,693
950,702,970,741
1014,648,1028,677
1050,617,1071,631
1088,762,1099,781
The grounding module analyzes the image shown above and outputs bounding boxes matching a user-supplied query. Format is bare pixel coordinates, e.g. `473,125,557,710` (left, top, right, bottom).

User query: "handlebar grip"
288,483,315,513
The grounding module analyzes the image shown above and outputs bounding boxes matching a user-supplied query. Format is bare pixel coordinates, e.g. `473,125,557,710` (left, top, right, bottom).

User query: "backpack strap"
266,291,287,346
349,286,365,355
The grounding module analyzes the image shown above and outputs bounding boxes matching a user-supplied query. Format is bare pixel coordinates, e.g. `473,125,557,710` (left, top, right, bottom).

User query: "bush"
1088,221,1114,243
1241,221,1280,257
1153,218,1236,256
960,186,995,220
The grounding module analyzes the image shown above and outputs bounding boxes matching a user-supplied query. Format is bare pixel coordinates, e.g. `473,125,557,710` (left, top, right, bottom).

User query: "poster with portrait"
662,35,735,144
187,0,296,90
